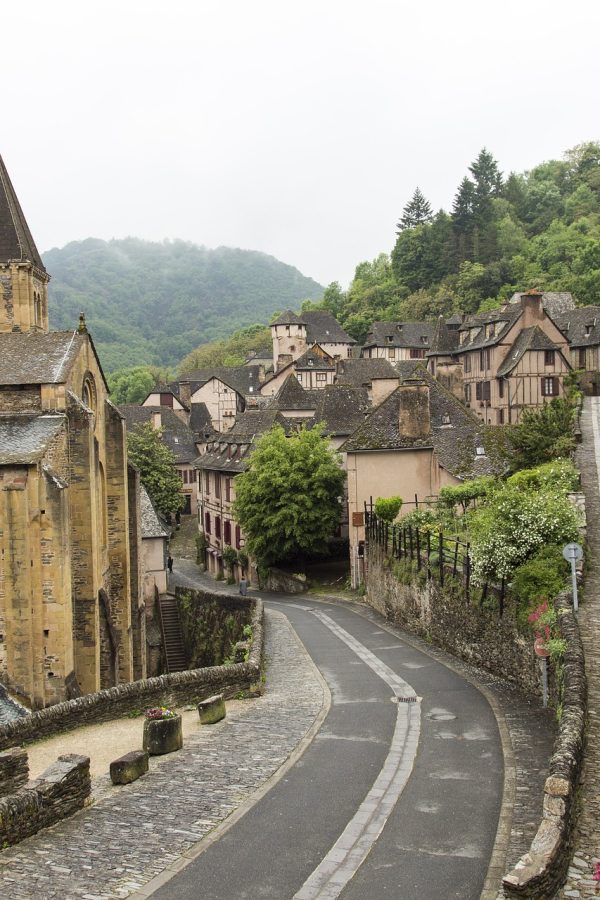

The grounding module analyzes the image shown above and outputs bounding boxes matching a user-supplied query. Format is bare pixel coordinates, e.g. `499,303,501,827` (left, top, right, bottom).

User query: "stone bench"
198,694,226,725
110,750,149,785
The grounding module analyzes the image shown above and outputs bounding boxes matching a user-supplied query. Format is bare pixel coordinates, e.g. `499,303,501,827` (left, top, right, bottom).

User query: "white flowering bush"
469,484,581,583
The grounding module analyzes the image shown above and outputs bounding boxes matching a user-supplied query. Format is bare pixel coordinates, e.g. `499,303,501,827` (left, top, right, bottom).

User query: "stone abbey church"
0,155,146,709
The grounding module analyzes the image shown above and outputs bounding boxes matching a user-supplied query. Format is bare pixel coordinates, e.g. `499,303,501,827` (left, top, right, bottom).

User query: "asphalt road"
152,593,503,899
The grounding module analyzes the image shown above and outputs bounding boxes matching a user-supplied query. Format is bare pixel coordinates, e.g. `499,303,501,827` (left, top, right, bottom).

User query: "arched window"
34,292,42,326
205,512,211,534
82,375,97,413
224,520,231,544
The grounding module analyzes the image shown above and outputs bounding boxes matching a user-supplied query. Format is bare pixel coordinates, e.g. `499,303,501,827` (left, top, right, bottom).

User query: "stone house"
270,309,355,372
428,291,572,424
0,154,144,707
361,321,436,362
341,368,505,583
178,366,267,433
142,385,188,419
119,405,200,515
553,306,600,394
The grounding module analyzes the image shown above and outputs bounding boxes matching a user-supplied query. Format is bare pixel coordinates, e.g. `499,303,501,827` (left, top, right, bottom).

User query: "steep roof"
294,345,335,370
119,405,197,463
271,310,307,326
496,326,563,377
335,357,399,386
303,311,356,344
140,485,169,539
341,371,504,478
195,408,299,474
363,321,435,349
313,385,370,436
553,306,600,348
428,316,459,356
189,401,214,435
273,374,320,411
509,291,576,318
180,365,263,397
0,155,46,272
0,331,86,385
457,304,522,353
0,414,65,465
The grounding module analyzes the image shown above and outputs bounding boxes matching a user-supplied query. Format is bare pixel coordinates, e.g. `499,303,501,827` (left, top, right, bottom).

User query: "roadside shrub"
469,484,580,583
439,476,497,515
512,545,569,623
374,496,403,522
507,460,579,494
399,509,440,530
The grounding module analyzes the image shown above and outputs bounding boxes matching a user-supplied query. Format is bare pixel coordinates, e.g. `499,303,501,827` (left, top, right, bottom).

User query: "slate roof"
363,321,435,349
509,291,576,318
294,345,335,370
456,305,522,353
180,365,264,397
335,358,399,386
553,307,600,348
302,311,355,344
140,485,169,539
0,414,65,465
189,402,214,435
119,405,197,463
195,408,298,474
272,375,320,411
341,371,504,478
428,316,459,355
0,154,46,272
395,359,429,380
271,310,307,326
313,385,370,437
496,326,563,377
0,331,85,385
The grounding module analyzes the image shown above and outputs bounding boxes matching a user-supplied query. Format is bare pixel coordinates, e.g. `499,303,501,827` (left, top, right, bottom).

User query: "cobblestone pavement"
0,609,326,899
558,397,600,899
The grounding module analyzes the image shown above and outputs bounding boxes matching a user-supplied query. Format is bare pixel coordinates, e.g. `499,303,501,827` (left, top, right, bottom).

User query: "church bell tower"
0,154,50,334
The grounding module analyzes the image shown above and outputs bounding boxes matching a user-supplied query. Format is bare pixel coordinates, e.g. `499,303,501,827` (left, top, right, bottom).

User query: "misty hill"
44,238,324,372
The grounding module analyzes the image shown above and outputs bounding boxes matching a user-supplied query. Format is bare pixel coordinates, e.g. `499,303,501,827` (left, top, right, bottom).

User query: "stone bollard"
197,694,226,725
110,750,149,785
143,715,183,755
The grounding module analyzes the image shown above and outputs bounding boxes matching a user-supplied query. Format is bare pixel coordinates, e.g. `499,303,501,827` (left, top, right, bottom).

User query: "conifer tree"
397,187,433,231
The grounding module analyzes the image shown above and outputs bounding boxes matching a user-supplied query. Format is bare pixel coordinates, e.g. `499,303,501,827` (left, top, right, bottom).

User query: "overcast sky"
2,1,598,287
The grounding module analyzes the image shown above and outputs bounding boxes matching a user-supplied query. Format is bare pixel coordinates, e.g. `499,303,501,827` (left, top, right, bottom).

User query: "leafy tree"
127,422,184,516
179,324,271,373
108,366,157,404
374,496,403,522
506,398,576,470
397,187,433,231
232,424,345,567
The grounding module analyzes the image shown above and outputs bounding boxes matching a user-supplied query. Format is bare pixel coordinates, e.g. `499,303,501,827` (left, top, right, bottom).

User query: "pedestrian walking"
167,555,173,574
239,578,248,596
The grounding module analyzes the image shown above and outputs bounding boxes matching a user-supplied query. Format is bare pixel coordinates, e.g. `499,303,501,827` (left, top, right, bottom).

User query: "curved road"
153,593,504,899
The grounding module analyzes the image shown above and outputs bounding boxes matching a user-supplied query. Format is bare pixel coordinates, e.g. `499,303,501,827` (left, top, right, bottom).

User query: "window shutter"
553,376,559,395
476,382,482,401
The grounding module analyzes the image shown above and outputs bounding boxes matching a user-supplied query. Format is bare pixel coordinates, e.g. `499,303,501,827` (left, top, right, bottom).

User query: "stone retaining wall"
175,588,252,668
366,546,540,697
0,600,263,752
502,592,586,898
0,746,28,798
0,753,90,848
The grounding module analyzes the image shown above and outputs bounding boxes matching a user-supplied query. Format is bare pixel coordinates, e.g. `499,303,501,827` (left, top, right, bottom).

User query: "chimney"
398,381,431,439
257,364,266,384
520,289,544,326
179,381,191,406
152,412,161,430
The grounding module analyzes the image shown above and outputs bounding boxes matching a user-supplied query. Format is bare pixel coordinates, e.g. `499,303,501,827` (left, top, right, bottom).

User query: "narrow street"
152,589,504,900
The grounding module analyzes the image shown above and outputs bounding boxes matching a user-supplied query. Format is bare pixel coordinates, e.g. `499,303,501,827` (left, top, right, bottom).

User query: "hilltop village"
1,150,600,708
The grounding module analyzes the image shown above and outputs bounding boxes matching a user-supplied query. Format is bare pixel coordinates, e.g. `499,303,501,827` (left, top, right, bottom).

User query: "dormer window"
476,446,486,456
387,335,393,343
420,335,428,344
585,322,594,336
442,414,451,425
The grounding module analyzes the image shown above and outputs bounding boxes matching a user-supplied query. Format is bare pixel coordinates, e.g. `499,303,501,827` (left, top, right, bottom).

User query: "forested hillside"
44,238,323,371
304,142,600,342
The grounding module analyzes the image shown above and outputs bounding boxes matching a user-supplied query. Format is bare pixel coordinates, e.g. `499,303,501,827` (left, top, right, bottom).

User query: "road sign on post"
563,542,583,612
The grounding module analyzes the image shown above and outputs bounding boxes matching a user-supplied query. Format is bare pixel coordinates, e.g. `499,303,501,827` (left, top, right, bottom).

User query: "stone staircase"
157,594,187,673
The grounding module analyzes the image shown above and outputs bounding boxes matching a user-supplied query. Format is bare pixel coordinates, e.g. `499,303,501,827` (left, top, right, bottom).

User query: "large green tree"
127,422,184,516
232,424,345,567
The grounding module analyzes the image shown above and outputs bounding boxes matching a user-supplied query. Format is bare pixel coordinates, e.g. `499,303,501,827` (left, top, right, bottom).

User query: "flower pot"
143,714,183,755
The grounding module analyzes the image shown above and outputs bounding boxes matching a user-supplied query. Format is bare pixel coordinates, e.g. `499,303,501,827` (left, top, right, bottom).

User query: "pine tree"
397,187,433,231
451,177,476,262
469,148,503,198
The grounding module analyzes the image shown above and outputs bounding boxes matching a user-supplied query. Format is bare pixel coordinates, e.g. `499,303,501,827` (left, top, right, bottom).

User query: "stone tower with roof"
0,155,145,709
0,156,50,334
270,310,308,371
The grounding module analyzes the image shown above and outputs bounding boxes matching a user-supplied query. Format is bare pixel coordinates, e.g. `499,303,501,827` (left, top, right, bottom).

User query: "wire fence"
364,504,507,615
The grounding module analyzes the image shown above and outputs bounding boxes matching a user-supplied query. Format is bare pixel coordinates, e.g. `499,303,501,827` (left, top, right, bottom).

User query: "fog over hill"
44,238,324,372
